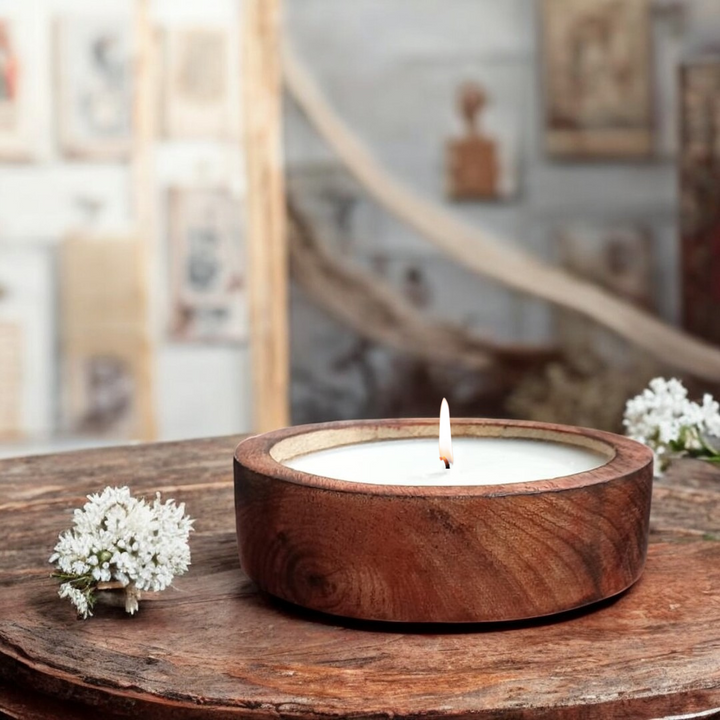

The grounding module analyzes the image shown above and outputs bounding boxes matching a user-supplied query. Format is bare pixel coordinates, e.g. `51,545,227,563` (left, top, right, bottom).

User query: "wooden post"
679,59,720,348
130,0,157,440
243,0,290,432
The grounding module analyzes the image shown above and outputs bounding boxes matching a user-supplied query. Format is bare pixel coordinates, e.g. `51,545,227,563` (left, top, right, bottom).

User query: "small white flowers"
50,486,194,619
624,377,720,475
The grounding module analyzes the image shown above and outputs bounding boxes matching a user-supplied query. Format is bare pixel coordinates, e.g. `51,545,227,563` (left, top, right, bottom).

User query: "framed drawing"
0,322,22,440
556,223,655,362
541,0,654,159
679,59,720,346
167,188,247,343
60,235,154,440
64,346,142,438
0,15,35,160
286,163,380,255
161,27,232,140
0,246,55,439
56,15,134,160
68,347,137,438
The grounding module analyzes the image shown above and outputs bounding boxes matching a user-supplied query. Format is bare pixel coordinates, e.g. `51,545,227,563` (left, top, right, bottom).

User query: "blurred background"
1,0,719,458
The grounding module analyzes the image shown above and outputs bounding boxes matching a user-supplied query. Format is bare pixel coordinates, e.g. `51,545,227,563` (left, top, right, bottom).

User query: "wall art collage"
0,2,246,446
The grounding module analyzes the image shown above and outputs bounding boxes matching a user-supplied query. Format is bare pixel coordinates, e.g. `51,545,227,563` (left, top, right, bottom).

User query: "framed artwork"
446,82,515,201
556,223,654,361
0,322,22,440
56,15,134,160
161,27,231,140
679,60,720,346
541,0,654,159
0,246,55,439
60,235,154,440
0,15,35,160
65,347,141,438
167,188,247,343
286,163,379,255
557,224,654,308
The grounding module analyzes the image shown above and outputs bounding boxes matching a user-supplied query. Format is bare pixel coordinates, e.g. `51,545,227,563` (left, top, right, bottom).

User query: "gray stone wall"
284,0,717,422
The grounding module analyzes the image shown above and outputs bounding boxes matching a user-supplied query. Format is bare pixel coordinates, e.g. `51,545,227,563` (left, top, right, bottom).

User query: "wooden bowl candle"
234,410,653,624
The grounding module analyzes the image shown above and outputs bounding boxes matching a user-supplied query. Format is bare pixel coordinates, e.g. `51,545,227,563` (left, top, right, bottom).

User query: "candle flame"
439,398,453,469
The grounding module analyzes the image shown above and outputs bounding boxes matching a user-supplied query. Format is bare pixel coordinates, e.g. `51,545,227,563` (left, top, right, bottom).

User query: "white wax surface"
284,437,607,486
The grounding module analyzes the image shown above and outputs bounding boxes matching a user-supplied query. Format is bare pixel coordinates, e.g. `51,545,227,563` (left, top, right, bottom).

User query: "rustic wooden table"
2,436,720,719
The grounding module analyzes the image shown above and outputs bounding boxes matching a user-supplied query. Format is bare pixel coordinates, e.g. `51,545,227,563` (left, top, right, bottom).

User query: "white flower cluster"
50,486,193,618
624,377,720,474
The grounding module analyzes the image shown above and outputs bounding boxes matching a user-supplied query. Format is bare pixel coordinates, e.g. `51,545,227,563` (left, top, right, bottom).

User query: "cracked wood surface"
1,438,720,719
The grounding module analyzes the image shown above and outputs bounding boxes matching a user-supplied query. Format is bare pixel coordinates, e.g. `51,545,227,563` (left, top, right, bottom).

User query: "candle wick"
443,458,451,469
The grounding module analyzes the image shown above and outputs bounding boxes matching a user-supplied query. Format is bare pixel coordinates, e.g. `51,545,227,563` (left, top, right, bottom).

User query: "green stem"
52,571,97,591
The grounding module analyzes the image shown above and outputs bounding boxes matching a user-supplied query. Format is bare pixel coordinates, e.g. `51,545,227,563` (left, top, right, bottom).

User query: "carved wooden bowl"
234,419,654,624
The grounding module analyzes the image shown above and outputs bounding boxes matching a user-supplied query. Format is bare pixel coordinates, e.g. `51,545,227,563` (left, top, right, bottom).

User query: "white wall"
0,0,252,454
283,0,689,341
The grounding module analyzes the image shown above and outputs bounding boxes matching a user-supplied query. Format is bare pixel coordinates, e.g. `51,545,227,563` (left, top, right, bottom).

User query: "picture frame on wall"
60,235,154,441
286,163,381,256
55,15,134,160
0,14,36,161
557,223,654,310
64,346,141,439
541,0,654,159
445,80,519,201
0,322,23,440
160,26,232,140
167,187,247,343
0,245,55,439
555,222,655,363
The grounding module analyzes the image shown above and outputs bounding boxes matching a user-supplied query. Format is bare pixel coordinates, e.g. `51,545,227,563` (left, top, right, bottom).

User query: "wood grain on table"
2,437,720,719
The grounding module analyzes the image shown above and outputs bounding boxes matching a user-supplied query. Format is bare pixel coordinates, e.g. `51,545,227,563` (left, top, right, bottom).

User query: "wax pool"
284,437,608,486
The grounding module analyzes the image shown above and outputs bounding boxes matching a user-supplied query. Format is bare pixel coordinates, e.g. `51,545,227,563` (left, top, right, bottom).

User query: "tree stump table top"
2,436,720,719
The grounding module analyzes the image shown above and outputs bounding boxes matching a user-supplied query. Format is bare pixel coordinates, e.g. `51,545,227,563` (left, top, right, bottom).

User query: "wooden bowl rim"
234,418,653,497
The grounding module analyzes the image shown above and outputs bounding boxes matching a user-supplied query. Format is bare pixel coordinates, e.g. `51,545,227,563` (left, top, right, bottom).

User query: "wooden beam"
243,0,289,432
129,0,157,440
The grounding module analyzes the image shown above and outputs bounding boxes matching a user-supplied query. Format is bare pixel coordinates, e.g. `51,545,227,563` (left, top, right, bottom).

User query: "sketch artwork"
0,19,21,155
56,15,133,160
542,0,653,158
0,16,33,160
161,27,231,140
60,235,154,441
286,164,378,255
0,246,55,439
0,322,22,439
168,188,247,342
556,223,654,363
72,354,136,436
64,343,144,440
